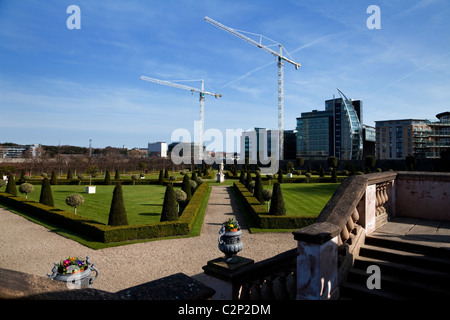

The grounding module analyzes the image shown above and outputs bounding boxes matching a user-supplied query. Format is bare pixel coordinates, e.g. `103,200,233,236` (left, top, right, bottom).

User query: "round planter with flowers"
218,217,243,263
47,256,98,289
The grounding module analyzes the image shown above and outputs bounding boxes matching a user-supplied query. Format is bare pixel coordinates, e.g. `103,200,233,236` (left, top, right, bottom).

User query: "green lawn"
26,184,170,225
264,183,339,217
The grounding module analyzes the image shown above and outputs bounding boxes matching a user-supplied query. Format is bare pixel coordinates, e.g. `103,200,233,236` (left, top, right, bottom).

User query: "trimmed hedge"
0,182,210,243
233,182,316,230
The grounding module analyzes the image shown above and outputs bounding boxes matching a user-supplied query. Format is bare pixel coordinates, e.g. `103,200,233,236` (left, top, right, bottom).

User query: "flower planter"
47,256,98,289
85,186,96,194
218,227,243,263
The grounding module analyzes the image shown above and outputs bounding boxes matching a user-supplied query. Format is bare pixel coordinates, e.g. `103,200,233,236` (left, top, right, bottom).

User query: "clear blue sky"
1,0,449,150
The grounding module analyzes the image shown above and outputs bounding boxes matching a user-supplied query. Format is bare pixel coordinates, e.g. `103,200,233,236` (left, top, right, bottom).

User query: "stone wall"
395,172,450,221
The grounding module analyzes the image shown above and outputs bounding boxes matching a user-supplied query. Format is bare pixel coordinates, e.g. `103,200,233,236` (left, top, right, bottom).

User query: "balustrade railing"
205,171,450,300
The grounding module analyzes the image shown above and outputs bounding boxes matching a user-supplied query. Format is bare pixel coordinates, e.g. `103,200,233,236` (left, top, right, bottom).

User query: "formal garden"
0,158,352,247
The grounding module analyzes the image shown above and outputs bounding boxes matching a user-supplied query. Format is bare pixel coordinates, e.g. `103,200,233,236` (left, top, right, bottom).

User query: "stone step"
365,233,450,259
344,266,450,299
359,244,450,273
341,234,450,299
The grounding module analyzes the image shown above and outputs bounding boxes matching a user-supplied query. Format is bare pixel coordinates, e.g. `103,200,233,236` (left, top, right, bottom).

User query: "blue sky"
1,0,450,150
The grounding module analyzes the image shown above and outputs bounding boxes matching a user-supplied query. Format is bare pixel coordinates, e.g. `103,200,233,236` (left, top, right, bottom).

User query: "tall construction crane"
204,16,301,160
139,75,222,161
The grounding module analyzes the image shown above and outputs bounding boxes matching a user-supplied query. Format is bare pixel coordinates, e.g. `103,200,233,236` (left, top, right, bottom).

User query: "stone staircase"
341,234,450,299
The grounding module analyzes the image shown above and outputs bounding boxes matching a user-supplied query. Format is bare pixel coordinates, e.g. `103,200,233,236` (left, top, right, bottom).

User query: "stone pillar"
202,256,254,300
293,222,340,300
358,184,376,234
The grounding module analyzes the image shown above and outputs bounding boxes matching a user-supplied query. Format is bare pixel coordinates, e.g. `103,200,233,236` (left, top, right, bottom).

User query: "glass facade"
296,90,363,160
296,116,331,157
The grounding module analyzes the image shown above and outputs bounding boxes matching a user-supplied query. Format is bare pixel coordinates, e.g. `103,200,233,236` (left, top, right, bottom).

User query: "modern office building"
240,128,297,162
148,142,167,158
296,90,364,160
375,111,450,159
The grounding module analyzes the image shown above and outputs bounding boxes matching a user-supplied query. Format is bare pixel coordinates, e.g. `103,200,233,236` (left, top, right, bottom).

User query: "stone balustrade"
204,171,450,300
293,171,450,300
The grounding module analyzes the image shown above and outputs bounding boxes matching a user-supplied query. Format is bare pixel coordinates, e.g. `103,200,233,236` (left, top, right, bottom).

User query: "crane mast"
139,76,222,161
204,16,300,161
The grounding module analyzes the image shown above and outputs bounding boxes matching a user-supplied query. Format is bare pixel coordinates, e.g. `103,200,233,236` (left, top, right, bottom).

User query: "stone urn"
218,226,243,263
47,256,98,289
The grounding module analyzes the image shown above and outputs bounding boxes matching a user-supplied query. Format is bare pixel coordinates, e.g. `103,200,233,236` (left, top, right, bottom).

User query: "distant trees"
85,164,99,185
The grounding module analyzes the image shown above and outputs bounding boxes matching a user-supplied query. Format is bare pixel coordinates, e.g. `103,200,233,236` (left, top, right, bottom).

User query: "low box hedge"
0,182,210,243
233,182,316,230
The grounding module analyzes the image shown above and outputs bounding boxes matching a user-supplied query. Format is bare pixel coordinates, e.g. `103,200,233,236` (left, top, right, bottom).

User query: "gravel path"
0,185,296,293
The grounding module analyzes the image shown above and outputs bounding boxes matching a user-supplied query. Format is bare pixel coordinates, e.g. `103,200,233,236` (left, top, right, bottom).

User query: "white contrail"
375,50,450,93
220,33,343,89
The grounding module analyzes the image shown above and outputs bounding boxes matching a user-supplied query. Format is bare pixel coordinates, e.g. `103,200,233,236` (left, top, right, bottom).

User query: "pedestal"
86,186,96,194
202,256,254,300
296,236,339,300
216,173,225,183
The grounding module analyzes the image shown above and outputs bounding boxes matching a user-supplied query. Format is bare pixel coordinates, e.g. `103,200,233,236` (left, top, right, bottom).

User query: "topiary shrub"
245,171,252,190
39,178,54,207
19,182,34,199
158,169,165,185
108,183,128,226
181,174,192,201
269,182,286,216
50,171,57,185
104,170,111,185
160,184,178,222
65,193,84,214
253,173,265,204
5,174,17,196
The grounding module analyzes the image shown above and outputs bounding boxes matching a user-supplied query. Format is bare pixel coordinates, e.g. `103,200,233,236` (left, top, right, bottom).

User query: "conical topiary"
181,174,192,201
277,169,284,183
104,170,111,185
158,169,165,185
39,178,54,207
115,169,120,180
67,169,73,180
5,174,17,196
160,184,178,222
269,182,286,216
239,169,245,184
50,171,57,185
245,171,252,190
253,173,265,204
108,183,128,226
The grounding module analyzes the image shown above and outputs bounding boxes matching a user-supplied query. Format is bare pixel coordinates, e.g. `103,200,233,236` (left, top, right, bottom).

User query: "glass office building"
296,90,364,160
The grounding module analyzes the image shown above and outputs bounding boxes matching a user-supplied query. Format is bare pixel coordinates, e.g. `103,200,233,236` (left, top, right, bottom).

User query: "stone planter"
287,173,293,178
85,186,96,194
218,227,243,263
47,257,98,289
